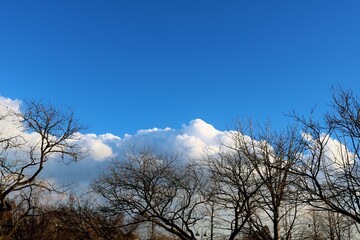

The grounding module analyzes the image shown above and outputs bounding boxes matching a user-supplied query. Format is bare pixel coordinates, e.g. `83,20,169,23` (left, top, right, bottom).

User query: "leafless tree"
292,87,360,225
0,100,85,238
93,149,209,240
54,193,138,240
227,121,303,240
5,190,140,240
299,207,356,240
10,186,61,240
205,130,264,240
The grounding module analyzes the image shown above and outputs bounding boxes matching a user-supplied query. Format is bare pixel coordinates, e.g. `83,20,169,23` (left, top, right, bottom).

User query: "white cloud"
113,118,225,159
0,96,21,112
302,132,356,168
0,97,232,188
0,96,23,136
182,119,222,146
175,134,207,158
1,95,355,192
0,98,228,187
41,118,229,187
78,133,116,161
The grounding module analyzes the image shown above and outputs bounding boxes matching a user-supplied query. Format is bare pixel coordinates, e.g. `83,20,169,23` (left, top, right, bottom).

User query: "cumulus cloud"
0,96,21,112
37,118,228,187
1,95,356,191
0,97,270,188
77,119,225,163
0,96,23,136
302,132,355,168
77,133,117,161
0,95,230,188
182,119,222,145
115,118,225,159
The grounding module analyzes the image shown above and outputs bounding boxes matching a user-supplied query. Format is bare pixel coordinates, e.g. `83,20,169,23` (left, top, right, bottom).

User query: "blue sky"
1,1,360,136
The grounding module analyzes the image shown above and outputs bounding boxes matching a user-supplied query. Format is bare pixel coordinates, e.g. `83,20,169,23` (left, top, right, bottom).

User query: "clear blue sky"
1,1,360,135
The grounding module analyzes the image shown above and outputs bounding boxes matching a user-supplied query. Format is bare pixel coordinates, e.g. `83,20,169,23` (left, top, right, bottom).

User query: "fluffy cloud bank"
44,119,227,188
0,96,228,187
0,96,354,189
75,119,225,162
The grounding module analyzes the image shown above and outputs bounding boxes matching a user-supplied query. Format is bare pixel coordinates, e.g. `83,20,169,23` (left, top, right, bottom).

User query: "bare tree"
205,130,264,240
292,87,360,224
228,121,303,240
6,190,140,240
0,100,85,238
54,193,138,240
299,207,356,240
10,186,60,240
93,149,209,240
